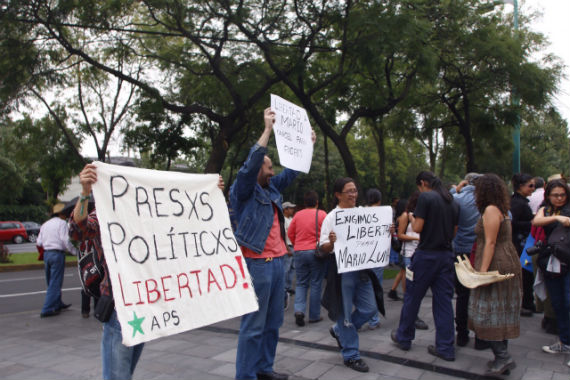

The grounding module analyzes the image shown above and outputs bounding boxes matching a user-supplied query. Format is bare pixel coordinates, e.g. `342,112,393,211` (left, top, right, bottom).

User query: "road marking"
0,287,82,298
0,274,74,283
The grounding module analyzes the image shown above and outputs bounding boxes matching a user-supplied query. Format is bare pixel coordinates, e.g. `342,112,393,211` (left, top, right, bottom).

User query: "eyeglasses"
342,189,358,194
549,193,567,199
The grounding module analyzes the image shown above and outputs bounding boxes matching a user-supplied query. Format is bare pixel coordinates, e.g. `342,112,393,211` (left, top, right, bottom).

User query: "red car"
0,221,29,244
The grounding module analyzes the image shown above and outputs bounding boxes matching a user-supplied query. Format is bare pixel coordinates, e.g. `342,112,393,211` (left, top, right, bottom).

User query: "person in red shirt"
287,191,327,326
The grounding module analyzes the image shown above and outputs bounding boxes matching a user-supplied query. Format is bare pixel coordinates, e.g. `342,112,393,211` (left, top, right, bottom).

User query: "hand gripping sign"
91,162,258,346
270,94,313,173
331,206,392,273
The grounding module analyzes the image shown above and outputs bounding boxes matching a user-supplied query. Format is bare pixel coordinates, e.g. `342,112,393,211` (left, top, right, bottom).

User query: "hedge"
0,204,50,223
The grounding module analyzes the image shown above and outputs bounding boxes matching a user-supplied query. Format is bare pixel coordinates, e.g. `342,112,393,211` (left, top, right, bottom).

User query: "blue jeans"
396,249,455,358
333,270,377,361
41,250,66,314
368,267,384,327
544,272,570,345
283,252,294,291
293,250,326,320
236,257,285,380
102,311,144,380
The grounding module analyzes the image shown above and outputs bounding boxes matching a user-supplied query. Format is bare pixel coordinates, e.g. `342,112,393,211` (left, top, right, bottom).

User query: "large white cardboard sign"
270,94,313,173
332,206,392,273
91,162,258,346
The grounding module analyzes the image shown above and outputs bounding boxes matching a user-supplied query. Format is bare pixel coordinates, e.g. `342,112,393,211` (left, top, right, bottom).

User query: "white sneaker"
542,341,570,354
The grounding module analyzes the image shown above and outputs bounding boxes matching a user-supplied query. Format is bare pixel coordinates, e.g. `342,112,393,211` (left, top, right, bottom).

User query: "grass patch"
0,252,77,266
383,267,400,280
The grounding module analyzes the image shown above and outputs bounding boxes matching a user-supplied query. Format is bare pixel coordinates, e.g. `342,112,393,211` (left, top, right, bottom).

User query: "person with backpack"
70,163,224,380
532,179,570,355
391,171,459,361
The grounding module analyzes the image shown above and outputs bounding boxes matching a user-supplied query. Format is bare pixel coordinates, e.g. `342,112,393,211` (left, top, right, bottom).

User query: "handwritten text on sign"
91,162,258,346
332,206,392,273
270,94,313,173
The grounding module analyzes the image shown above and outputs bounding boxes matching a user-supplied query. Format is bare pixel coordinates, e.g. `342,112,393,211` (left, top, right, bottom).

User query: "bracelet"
80,194,91,202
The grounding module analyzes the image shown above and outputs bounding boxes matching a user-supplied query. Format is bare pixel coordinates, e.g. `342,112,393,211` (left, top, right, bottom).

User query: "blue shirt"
451,185,480,253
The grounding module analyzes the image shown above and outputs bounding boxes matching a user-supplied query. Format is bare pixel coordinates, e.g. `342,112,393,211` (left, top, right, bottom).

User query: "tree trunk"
205,131,229,173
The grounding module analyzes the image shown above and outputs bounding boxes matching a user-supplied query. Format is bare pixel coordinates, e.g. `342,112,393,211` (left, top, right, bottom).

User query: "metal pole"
512,0,521,174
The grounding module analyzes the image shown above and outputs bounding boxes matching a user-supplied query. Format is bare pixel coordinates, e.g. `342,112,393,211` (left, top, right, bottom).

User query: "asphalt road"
0,267,83,316
4,242,37,254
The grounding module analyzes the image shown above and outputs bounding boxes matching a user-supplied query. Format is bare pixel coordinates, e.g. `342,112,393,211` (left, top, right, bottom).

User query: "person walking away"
391,171,459,361
468,174,522,377
282,201,296,310
287,191,327,326
38,203,75,318
450,173,481,347
510,173,536,316
231,108,316,380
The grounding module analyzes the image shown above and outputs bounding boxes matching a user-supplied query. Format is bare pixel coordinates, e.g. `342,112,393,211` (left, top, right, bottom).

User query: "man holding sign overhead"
231,106,315,380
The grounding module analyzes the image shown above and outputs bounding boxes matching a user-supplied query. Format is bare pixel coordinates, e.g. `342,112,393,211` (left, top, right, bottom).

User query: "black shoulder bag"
315,210,328,260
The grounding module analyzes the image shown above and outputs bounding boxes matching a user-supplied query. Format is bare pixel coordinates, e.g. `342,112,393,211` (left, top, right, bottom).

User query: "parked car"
0,221,29,244
22,221,42,243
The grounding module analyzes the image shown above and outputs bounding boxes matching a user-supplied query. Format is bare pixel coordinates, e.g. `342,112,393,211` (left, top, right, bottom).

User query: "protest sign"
270,94,313,173
91,162,258,346
331,206,392,273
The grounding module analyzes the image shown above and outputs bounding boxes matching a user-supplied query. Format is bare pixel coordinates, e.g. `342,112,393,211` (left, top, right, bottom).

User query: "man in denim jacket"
231,108,314,380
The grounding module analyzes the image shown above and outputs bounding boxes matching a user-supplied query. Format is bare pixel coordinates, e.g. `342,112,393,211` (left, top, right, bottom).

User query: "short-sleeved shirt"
414,190,459,251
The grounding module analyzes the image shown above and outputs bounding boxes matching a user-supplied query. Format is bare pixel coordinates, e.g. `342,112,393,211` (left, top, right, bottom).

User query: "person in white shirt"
37,203,75,318
528,177,545,214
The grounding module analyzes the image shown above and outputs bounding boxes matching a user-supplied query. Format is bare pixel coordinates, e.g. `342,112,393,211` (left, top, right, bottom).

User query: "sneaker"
344,358,369,373
542,341,570,354
329,326,342,349
368,323,380,330
388,289,401,301
415,318,428,330
284,292,289,311
295,312,305,327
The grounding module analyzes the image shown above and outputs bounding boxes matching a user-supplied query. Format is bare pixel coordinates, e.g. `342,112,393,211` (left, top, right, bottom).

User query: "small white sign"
270,94,313,173
91,162,258,346
332,206,392,273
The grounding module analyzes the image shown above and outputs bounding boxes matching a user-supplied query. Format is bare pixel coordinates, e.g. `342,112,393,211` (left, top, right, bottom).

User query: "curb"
0,261,77,272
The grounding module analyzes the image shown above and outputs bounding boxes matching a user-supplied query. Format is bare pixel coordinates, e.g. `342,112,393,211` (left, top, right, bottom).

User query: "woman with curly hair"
469,174,522,377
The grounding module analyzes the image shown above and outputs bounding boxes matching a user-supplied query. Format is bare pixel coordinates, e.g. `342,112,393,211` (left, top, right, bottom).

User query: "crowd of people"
35,108,570,380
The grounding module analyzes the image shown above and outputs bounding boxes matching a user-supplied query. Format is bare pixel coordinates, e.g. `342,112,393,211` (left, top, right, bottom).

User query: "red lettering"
133,280,145,305
207,268,222,292
177,273,193,298
161,275,175,302
146,279,161,303
117,273,133,306
190,270,202,295
220,264,237,289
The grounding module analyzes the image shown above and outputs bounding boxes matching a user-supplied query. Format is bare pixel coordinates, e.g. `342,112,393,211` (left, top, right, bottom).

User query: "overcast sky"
525,0,570,123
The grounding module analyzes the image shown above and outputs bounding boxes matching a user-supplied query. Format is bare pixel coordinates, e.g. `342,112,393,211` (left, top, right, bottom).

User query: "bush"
0,204,50,223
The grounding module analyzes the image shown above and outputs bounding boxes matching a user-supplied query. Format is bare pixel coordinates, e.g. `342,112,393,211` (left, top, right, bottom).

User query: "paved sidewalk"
1,277,569,380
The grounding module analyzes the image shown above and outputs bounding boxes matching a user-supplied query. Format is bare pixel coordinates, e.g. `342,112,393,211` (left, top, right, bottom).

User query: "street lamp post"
510,0,521,174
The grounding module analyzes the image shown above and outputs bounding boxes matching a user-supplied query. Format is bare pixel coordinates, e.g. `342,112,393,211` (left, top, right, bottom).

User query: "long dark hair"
406,191,420,213
332,177,355,208
544,179,570,212
415,171,452,203
511,173,533,192
366,188,382,206
395,199,408,219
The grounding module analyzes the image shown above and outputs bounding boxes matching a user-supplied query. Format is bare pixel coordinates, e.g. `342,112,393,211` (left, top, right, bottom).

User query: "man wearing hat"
282,201,297,309
450,173,481,346
37,202,75,317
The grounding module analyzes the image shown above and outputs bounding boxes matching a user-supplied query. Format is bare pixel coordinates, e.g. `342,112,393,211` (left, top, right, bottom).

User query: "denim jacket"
229,143,298,253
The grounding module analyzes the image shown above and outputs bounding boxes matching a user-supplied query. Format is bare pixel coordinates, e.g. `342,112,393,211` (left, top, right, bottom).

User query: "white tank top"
402,222,419,258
